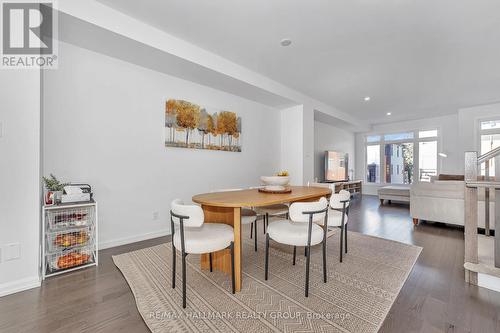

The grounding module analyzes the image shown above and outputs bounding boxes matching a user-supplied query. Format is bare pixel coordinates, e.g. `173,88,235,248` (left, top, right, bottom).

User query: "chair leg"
182,252,187,308
286,212,289,220
254,219,258,252
209,252,213,272
305,244,311,297
250,222,253,239
265,233,270,280
230,242,235,294
263,214,267,234
339,225,344,263
345,224,348,254
304,247,307,257
293,246,296,265
172,245,176,289
323,230,327,283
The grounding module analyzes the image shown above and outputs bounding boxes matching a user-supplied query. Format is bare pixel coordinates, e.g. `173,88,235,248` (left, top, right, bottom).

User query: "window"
384,143,413,184
479,119,500,176
480,134,500,176
481,120,500,130
365,128,438,184
419,130,438,138
366,135,381,143
384,132,414,141
419,141,437,181
366,145,380,183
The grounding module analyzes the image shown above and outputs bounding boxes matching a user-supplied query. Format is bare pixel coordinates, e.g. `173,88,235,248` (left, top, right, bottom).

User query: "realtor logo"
1,1,58,68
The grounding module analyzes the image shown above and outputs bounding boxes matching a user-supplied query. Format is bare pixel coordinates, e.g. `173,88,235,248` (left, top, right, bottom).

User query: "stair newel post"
464,151,479,284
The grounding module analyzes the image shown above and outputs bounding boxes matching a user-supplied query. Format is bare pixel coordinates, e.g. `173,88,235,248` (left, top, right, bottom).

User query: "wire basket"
46,206,94,230
46,247,95,273
46,227,94,253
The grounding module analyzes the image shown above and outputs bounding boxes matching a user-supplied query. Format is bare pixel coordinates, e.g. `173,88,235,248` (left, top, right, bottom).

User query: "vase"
45,191,54,205
53,191,63,203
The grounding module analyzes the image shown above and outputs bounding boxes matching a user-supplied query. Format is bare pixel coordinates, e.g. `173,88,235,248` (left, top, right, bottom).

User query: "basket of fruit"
47,207,91,230
47,228,91,252
47,248,93,272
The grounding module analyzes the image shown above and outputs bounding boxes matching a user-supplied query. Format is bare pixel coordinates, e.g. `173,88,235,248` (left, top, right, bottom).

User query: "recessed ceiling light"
280,38,292,47
386,112,392,116
364,96,371,101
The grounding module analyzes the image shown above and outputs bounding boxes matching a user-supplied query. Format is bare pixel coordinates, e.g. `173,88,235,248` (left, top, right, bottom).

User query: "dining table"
191,185,332,292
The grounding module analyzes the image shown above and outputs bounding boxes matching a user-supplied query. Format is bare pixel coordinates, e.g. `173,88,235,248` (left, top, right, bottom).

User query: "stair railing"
464,146,500,284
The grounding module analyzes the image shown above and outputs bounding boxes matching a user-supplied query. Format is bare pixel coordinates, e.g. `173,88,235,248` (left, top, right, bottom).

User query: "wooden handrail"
466,181,500,188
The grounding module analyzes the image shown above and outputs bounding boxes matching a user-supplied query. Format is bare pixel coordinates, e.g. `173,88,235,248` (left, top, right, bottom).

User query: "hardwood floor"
1,195,499,332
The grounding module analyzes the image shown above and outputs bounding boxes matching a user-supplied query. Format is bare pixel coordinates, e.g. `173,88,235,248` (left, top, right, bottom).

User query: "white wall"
0,71,41,296
43,42,281,249
314,121,355,182
280,105,304,185
459,102,500,154
302,105,315,184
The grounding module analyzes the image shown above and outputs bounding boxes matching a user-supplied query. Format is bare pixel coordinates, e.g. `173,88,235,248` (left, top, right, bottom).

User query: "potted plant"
43,174,68,204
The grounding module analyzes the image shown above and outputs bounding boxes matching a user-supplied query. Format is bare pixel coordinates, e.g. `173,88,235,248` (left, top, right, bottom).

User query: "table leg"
200,205,242,292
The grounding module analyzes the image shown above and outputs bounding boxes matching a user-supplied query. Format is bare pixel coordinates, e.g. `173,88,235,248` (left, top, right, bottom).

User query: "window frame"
364,128,440,184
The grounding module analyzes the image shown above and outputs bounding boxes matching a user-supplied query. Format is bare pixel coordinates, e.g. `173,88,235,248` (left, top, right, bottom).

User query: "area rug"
113,229,421,333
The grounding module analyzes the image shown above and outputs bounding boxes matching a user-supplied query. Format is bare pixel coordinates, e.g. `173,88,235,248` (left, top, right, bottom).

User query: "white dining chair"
212,188,260,251
170,199,235,308
253,203,289,234
326,190,350,262
264,197,328,297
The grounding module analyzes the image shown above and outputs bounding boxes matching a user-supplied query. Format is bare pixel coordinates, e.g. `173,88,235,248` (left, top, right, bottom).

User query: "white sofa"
410,180,495,229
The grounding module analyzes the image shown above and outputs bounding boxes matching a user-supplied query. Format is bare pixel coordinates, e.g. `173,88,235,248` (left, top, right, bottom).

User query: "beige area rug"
113,229,421,333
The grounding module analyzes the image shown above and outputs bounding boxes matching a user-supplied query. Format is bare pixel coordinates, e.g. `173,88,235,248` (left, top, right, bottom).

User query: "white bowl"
260,176,290,188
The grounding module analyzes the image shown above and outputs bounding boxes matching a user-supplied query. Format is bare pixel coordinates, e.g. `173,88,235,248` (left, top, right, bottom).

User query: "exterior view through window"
365,129,438,184
480,119,500,176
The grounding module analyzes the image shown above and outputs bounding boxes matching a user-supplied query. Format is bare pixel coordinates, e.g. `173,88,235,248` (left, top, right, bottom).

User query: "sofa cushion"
411,181,464,199
378,186,411,197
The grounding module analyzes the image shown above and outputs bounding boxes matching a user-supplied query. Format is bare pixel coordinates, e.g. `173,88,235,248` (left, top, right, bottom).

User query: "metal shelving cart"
42,200,98,279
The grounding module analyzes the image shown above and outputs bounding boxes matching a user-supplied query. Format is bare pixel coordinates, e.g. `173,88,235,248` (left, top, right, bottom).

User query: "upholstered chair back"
171,199,204,227
289,197,328,223
329,190,350,210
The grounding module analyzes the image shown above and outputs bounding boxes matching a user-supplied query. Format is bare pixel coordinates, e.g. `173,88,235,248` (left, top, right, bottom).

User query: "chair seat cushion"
254,204,289,215
267,219,324,246
173,223,234,254
241,208,257,225
325,210,348,227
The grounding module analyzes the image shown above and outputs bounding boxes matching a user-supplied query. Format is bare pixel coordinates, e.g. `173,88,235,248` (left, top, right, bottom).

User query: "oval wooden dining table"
192,185,332,292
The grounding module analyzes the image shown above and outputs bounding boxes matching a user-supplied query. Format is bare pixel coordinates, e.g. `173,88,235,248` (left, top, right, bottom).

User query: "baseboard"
0,275,41,298
478,272,500,293
99,229,171,250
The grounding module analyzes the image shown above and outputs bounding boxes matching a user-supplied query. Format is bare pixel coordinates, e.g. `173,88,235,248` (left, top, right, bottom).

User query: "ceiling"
97,0,500,124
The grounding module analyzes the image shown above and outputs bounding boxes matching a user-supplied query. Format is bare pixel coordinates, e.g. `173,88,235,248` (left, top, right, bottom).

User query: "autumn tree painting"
197,109,209,148
175,100,200,145
165,99,177,142
164,99,242,152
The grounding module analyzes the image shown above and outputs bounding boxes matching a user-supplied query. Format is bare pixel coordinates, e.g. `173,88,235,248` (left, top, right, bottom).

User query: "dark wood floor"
1,195,499,332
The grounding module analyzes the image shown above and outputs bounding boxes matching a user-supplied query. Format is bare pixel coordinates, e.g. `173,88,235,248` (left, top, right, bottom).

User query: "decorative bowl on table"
260,176,290,191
